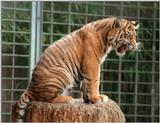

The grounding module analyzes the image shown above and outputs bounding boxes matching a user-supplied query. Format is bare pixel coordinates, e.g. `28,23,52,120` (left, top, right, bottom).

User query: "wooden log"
12,99,125,122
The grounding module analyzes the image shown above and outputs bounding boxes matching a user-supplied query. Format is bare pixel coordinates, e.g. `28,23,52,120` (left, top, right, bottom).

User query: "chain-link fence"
1,1,159,122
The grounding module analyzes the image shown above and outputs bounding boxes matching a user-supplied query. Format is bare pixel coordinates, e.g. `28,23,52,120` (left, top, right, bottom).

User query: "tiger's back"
28,31,84,100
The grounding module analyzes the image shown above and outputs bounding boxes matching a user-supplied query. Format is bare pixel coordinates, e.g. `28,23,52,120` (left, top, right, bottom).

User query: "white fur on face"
116,51,126,57
135,24,140,30
135,42,143,51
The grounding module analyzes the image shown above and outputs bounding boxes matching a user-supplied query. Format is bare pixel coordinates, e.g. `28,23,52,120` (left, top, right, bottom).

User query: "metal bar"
1,30,30,34
0,1,2,122
30,1,36,78
29,1,43,77
2,19,30,22
117,2,123,105
51,1,160,10
35,1,42,60
50,2,53,44
1,7,31,11
2,65,29,68
42,9,159,20
30,1,42,67
2,42,30,45
2,77,29,80
100,1,105,95
1,113,12,115
68,2,71,33
101,69,159,74
106,58,159,63
2,89,27,91
100,80,155,84
43,20,159,31
121,103,158,106
9,2,16,122
2,54,29,57
85,1,88,23
125,114,158,117
134,2,140,121
67,2,72,96
151,2,157,122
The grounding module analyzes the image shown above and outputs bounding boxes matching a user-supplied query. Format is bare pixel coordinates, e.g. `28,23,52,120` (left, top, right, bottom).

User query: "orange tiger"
15,17,141,122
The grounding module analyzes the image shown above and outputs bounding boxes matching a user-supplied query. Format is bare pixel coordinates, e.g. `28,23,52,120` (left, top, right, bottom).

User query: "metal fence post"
0,1,2,122
30,1,42,78
30,1,36,78
35,1,42,62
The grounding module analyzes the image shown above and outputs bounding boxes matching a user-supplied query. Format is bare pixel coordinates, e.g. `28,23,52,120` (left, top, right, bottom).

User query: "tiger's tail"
15,90,32,122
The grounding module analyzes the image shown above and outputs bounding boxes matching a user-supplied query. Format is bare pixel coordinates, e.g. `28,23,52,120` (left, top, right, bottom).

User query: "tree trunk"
12,99,125,122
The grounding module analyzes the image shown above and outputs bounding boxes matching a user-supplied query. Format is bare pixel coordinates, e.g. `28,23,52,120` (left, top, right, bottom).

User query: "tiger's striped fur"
15,17,140,122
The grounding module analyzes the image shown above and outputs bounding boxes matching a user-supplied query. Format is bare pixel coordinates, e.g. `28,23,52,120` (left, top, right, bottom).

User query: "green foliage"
2,2,31,81
14,80,28,90
54,2,69,12
71,2,86,13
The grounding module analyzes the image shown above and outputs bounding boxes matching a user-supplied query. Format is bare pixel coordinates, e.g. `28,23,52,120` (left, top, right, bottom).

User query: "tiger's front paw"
99,94,109,102
91,94,109,104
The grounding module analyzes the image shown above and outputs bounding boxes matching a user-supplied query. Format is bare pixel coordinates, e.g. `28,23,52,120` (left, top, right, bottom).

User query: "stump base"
12,99,125,122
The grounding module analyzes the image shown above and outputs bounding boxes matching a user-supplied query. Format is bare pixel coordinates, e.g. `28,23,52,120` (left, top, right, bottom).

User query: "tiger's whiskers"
136,42,144,51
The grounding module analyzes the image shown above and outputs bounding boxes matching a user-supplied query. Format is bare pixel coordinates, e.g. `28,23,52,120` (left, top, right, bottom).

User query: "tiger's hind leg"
49,96,74,104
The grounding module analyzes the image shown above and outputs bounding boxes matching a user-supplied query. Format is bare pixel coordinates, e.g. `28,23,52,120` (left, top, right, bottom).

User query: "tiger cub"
15,17,141,122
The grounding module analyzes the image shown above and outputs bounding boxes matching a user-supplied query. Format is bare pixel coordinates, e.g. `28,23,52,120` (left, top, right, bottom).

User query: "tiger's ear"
112,18,121,28
131,21,139,30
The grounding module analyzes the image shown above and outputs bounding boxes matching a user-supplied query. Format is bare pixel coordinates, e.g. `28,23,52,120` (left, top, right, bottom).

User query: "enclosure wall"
1,1,159,122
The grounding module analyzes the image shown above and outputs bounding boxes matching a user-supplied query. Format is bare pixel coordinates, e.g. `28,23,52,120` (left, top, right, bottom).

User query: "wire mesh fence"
1,1,159,122
1,2,32,122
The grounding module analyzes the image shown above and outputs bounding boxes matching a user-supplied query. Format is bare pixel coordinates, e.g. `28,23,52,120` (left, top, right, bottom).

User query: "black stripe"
45,83,63,90
16,113,24,119
49,69,70,84
65,36,80,76
115,30,123,44
57,79,67,89
63,38,78,77
54,42,73,74
16,105,26,110
45,49,56,65
48,45,61,65
53,43,74,75
105,28,112,44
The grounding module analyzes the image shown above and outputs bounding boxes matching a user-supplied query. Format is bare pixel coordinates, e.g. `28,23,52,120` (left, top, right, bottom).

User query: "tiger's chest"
101,46,112,63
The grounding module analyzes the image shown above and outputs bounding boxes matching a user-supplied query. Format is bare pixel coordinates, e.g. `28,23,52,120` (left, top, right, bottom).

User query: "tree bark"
12,99,125,122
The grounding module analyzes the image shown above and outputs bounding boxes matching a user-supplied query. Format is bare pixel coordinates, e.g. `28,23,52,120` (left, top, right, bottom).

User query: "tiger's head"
107,18,142,56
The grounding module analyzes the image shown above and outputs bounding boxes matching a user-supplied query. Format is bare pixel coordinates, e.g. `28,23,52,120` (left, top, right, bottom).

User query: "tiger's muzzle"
117,42,131,53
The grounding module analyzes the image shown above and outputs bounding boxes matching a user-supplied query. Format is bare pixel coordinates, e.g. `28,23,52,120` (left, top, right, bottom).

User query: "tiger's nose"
126,42,130,47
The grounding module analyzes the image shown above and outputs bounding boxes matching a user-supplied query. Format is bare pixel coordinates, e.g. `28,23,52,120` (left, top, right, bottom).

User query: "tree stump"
12,99,125,122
